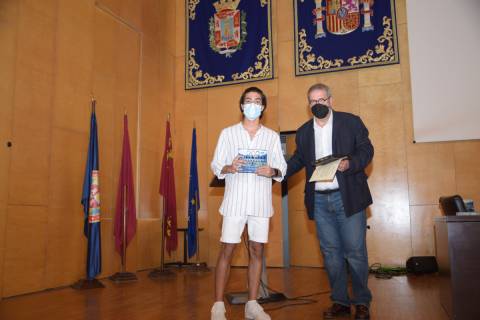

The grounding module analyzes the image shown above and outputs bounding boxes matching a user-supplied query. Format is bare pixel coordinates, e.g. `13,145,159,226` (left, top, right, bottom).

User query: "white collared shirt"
211,122,287,217
313,112,339,190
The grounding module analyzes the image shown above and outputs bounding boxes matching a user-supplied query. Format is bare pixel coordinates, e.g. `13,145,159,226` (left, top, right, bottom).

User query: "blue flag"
81,105,102,279
187,127,200,258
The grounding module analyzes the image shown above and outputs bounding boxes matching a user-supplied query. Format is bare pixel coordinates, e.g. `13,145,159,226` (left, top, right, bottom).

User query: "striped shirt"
211,122,287,218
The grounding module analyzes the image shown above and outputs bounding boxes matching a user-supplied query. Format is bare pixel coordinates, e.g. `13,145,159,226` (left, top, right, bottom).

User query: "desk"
434,216,480,319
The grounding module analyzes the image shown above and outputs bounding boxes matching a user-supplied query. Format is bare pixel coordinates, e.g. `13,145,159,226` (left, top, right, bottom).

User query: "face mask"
242,103,263,120
311,103,330,119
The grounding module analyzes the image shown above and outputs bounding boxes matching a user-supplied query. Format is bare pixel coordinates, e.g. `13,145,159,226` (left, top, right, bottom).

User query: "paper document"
309,158,345,182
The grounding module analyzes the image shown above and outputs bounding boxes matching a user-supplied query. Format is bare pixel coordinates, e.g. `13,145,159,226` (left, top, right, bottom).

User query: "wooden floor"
0,267,448,320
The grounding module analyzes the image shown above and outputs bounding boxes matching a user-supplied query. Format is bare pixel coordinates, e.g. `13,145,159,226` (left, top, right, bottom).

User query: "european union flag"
81,103,102,280
187,127,200,258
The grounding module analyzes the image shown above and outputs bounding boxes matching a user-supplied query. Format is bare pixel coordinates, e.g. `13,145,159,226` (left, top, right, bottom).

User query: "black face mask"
311,103,330,119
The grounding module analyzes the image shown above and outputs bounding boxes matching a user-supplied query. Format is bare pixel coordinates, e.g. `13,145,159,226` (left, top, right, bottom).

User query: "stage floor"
0,267,448,320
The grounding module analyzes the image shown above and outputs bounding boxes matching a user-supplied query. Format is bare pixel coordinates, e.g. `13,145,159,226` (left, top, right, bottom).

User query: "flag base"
71,278,105,290
187,262,210,272
148,267,176,278
109,272,138,283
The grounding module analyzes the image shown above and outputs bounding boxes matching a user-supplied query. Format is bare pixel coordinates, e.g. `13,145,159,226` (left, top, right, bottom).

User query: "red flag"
114,115,137,256
160,119,178,255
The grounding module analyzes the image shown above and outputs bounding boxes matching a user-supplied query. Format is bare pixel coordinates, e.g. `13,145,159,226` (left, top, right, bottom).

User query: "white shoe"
245,300,271,320
211,301,227,320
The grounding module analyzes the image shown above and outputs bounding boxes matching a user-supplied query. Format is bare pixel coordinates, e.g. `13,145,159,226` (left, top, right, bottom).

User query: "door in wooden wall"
0,0,18,298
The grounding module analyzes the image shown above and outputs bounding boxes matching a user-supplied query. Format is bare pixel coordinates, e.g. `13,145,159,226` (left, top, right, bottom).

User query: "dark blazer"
286,111,374,219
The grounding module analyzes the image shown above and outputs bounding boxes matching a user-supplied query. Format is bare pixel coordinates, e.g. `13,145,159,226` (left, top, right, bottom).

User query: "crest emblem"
326,0,360,35
313,0,374,39
209,0,247,57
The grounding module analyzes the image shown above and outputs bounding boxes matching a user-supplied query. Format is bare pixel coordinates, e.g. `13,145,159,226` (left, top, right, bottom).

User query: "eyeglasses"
244,98,263,104
309,97,330,105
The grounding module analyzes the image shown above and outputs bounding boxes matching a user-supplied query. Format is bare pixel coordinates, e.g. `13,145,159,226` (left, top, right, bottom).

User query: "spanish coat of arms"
294,0,398,75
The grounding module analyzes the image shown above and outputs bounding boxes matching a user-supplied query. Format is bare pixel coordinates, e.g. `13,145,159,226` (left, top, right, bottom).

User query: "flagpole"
160,196,166,271
149,114,174,278
193,122,200,264
190,126,207,272
71,96,104,290
192,193,208,270
122,185,127,273
195,191,200,264
109,113,137,283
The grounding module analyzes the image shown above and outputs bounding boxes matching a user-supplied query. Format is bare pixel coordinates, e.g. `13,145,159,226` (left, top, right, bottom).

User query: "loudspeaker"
406,256,438,274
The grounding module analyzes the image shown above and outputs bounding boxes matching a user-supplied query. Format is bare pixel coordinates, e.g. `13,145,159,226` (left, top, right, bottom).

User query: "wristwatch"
273,168,281,177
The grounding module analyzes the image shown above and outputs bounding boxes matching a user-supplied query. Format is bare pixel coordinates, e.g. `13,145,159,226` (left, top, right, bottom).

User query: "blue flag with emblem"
187,127,200,258
81,102,102,280
186,0,273,89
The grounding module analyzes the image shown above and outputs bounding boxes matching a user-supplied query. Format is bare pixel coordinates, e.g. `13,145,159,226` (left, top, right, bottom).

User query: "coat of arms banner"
186,0,273,90
294,0,399,76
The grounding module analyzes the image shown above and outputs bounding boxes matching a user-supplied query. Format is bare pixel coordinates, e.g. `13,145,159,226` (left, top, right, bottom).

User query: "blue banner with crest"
294,0,399,76
186,0,273,90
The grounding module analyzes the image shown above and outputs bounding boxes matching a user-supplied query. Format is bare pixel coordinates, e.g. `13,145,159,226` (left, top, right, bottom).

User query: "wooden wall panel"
97,0,141,30
138,148,161,219
410,205,441,256
0,248,4,298
0,0,18,298
289,209,323,266
8,0,57,206
320,70,360,115
92,6,141,220
407,143,457,205
136,219,161,270
454,141,480,209
3,206,48,297
207,189,223,266
45,129,87,288
278,41,312,131
52,0,94,133
360,83,411,265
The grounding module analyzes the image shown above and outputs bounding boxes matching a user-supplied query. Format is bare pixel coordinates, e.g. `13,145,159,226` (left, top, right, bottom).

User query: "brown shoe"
323,303,351,319
355,305,370,320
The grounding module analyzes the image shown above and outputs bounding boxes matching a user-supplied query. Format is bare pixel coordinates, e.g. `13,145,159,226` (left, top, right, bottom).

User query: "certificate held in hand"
309,155,347,182
237,149,267,173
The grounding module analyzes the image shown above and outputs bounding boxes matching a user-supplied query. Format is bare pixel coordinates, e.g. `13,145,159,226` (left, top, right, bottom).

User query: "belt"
315,189,339,194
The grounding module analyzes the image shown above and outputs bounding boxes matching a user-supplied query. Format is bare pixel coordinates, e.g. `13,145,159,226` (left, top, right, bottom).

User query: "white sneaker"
245,300,271,320
211,301,227,320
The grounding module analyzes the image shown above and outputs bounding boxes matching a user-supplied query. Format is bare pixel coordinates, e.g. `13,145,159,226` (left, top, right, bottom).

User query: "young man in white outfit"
210,87,287,320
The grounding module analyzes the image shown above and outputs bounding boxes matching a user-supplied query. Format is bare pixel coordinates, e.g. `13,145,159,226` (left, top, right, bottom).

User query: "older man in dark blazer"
286,83,374,320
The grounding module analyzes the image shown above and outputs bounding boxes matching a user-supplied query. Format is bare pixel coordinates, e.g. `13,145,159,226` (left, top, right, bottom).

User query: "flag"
114,115,137,256
187,127,200,258
160,119,178,255
81,104,102,279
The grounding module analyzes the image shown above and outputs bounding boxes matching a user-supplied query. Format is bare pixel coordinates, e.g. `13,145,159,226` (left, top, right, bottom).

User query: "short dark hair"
239,86,267,111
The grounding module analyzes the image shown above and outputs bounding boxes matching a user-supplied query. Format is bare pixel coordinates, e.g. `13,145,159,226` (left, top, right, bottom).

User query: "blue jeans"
313,191,372,306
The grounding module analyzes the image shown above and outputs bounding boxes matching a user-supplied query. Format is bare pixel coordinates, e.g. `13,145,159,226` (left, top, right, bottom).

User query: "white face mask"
242,103,263,120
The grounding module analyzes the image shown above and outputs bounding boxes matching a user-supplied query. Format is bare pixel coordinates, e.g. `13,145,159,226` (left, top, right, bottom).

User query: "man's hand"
221,156,245,174
256,165,275,177
337,159,350,172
